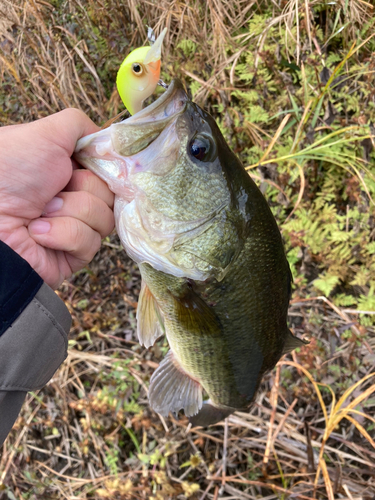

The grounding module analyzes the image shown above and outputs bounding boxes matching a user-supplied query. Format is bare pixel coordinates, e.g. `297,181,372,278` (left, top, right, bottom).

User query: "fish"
116,28,167,115
74,79,307,426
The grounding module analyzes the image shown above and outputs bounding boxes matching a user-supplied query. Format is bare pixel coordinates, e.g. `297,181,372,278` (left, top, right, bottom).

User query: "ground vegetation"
1,0,375,499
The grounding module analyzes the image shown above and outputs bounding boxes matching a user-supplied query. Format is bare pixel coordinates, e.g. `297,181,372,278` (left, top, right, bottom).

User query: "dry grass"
0,0,252,124
1,0,375,499
1,246,374,499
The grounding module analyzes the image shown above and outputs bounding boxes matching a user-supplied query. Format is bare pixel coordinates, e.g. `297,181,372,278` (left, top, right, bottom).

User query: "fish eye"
188,134,217,163
132,63,143,76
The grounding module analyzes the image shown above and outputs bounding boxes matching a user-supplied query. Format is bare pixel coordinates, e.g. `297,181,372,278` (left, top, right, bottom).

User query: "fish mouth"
75,79,188,157
122,78,189,124
73,79,191,206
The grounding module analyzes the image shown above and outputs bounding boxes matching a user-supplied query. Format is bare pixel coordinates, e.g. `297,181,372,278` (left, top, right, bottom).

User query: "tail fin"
282,329,309,355
189,400,233,427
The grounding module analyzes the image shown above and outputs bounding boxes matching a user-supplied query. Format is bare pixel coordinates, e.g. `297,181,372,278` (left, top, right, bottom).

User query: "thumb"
33,108,100,156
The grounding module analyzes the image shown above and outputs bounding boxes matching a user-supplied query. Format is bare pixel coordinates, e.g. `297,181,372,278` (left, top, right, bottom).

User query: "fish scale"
74,79,306,426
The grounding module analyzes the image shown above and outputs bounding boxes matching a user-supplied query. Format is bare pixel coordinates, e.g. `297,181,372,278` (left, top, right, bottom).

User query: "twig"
200,464,223,500
213,485,219,500
219,417,229,495
263,366,280,474
0,401,41,483
304,421,315,473
291,295,372,350
258,113,291,165
207,475,317,500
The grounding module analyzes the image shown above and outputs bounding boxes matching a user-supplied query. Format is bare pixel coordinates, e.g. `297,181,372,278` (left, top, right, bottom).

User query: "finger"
42,191,114,238
28,216,102,270
71,159,81,171
65,169,114,209
35,108,100,156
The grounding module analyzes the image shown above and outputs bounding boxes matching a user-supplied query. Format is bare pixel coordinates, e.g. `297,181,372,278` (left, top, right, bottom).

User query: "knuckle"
92,231,102,253
71,169,97,192
60,108,87,122
86,231,101,262
66,218,101,260
66,218,82,251
103,211,115,237
79,190,94,221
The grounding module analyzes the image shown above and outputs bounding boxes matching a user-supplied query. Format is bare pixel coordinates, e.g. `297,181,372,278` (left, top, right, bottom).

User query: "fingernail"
29,220,51,234
43,197,63,214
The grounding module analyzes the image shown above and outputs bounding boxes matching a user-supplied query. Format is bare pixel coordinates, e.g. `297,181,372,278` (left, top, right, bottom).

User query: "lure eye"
188,134,217,163
132,63,144,76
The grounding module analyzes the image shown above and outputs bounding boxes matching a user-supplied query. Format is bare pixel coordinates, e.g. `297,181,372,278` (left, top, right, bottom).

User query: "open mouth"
74,79,188,158
124,79,188,124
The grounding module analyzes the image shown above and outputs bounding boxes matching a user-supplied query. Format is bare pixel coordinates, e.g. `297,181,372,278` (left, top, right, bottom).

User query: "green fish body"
75,80,305,425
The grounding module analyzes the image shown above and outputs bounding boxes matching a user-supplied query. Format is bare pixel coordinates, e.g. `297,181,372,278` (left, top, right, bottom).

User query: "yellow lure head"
116,28,167,115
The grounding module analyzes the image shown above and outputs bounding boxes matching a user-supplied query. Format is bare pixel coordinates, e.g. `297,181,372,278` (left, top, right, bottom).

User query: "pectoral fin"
171,289,223,338
282,329,309,355
149,350,203,418
137,280,165,348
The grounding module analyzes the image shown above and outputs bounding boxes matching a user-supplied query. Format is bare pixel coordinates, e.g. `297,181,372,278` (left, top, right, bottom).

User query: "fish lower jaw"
114,200,215,281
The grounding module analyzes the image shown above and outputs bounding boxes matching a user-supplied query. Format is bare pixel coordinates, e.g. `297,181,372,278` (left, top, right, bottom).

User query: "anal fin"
149,350,203,418
137,280,165,348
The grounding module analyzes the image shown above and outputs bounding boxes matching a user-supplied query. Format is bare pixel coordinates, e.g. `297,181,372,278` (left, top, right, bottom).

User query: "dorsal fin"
282,330,309,355
149,350,203,418
136,280,165,348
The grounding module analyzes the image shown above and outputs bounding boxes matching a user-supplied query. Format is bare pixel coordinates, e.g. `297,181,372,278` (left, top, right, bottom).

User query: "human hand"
0,109,115,289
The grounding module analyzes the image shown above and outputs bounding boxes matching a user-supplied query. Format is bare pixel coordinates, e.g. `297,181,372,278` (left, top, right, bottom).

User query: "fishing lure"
116,27,167,115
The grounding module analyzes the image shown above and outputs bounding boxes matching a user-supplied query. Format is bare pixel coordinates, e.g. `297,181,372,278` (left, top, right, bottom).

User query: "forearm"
0,241,71,446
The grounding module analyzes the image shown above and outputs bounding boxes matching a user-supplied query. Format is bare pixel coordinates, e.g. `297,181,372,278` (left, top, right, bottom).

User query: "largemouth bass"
75,80,306,426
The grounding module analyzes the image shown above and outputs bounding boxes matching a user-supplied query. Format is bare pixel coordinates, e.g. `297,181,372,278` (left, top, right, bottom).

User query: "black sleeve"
0,240,43,337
